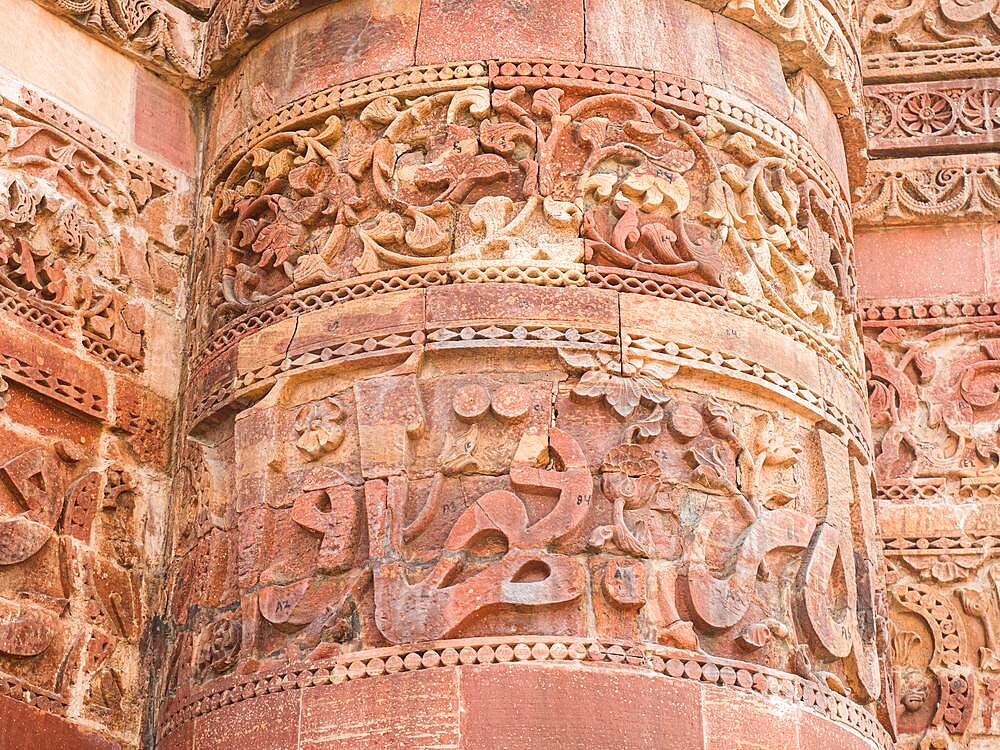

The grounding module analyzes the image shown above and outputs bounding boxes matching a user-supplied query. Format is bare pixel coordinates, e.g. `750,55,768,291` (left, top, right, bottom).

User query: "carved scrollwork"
0,96,187,371
866,324,1000,484
861,0,1000,55
204,83,857,349
35,0,196,79
856,159,1000,225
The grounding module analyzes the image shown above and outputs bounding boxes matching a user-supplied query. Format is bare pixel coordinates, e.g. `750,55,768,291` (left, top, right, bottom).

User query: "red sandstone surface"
0,0,996,748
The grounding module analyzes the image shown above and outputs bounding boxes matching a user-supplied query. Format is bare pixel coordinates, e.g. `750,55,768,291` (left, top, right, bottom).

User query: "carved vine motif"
861,0,1000,55
866,324,1000,484
36,0,196,78
0,102,172,370
207,86,855,344
856,161,1000,225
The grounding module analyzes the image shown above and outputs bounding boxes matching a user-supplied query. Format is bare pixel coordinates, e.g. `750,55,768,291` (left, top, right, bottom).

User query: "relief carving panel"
867,307,1000,748
0,84,190,747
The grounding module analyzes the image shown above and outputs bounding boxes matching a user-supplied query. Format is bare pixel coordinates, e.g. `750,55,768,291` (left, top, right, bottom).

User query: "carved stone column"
159,1,891,747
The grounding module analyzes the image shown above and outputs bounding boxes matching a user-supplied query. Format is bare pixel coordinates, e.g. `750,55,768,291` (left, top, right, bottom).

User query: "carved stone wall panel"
879,502,1000,748
866,79,1000,157
861,0,1000,82
855,154,1000,226
188,66,863,426
864,299,1000,748
152,18,892,738
0,80,192,747
159,329,891,746
157,235,893,747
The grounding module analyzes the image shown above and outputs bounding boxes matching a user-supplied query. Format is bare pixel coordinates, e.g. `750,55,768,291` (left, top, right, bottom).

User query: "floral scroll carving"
35,0,196,79
861,0,1000,56
866,324,1000,486
204,84,857,349
0,97,185,372
856,159,1000,225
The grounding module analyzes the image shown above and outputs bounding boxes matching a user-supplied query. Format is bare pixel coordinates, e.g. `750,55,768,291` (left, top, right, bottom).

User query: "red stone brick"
133,68,195,173
585,0,724,87
983,222,1000,297
702,684,797,750
425,284,618,328
0,695,120,749
458,663,704,749
193,692,300,750
856,223,987,299
798,711,871,750
792,73,849,194
2,381,100,451
299,669,461,749
157,721,193,750
715,15,793,122
416,0,584,63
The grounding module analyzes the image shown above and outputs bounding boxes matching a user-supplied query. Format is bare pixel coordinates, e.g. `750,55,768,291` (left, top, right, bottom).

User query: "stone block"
584,0,724,87
701,684,798,750
416,0,584,63
856,223,988,299
133,69,195,174
715,14,793,122
458,664,704,748
0,695,120,749
299,669,461,749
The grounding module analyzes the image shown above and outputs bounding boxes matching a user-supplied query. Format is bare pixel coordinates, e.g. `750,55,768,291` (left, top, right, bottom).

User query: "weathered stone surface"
5,0,993,746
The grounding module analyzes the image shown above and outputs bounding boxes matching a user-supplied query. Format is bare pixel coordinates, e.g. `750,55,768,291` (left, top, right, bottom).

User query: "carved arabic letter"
1,447,67,528
687,508,816,629
0,597,56,656
802,523,853,659
290,484,358,573
369,430,592,644
0,516,52,565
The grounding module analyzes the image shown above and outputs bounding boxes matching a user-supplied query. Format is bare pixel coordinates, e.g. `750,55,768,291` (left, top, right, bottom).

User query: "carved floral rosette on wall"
0,81,190,746
155,57,892,749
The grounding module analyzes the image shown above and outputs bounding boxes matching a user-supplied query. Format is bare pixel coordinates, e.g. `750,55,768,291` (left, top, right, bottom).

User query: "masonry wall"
0,0,997,748
0,0,195,747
